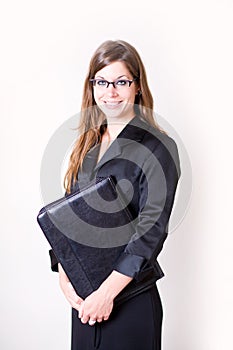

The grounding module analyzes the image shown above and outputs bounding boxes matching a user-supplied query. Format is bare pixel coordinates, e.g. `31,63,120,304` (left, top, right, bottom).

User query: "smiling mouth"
104,101,122,109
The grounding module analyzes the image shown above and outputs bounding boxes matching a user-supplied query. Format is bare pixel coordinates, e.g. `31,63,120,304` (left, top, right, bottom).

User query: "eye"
96,80,107,86
115,80,128,86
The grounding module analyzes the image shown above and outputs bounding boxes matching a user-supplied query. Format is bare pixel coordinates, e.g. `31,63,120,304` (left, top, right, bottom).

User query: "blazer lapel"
79,115,148,179
93,139,122,172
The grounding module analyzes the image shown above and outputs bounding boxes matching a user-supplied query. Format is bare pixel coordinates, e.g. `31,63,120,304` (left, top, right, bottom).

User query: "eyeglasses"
89,78,137,90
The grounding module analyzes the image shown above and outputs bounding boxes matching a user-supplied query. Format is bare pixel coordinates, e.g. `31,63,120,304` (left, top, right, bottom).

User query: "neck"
105,114,135,140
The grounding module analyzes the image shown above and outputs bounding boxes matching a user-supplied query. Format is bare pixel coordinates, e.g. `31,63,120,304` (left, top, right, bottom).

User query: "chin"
98,103,133,119
99,106,124,119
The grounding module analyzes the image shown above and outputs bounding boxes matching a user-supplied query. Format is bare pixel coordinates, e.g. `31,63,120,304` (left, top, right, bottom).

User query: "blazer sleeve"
48,188,72,273
113,137,181,279
49,249,59,272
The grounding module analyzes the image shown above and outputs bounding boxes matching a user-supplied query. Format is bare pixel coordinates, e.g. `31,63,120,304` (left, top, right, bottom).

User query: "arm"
78,270,133,323
58,263,84,311
79,138,180,324
114,138,180,278
48,251,84,311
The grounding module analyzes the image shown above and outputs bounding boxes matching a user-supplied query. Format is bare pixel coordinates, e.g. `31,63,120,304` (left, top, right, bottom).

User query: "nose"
106,84,118,97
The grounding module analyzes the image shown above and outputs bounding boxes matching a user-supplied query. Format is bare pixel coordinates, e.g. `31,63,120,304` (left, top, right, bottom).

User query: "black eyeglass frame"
89,78,138,89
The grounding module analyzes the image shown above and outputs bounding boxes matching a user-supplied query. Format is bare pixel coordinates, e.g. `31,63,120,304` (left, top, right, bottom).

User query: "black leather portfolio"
37,176,143,305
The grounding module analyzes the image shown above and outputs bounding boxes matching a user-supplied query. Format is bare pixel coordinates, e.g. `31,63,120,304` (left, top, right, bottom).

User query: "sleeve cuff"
49,249,59,272
113,252,146,278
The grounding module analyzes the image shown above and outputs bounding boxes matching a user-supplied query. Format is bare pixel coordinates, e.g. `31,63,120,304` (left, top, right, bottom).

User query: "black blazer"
50,115,180,297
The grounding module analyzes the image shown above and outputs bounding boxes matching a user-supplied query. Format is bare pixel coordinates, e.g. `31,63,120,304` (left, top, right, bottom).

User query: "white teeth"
102,101,122,109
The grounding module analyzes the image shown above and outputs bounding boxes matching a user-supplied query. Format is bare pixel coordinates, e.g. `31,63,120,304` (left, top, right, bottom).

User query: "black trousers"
71,284,163,350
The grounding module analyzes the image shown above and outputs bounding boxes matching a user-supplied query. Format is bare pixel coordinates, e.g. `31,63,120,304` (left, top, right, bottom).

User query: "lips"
104,101,122,109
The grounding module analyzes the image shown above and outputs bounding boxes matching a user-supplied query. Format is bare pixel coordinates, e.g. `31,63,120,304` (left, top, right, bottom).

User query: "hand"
78,289,114,325
78,270,133,326
58,263,83,311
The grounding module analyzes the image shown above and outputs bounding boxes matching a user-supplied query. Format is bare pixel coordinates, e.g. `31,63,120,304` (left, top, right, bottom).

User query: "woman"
49,40,180,349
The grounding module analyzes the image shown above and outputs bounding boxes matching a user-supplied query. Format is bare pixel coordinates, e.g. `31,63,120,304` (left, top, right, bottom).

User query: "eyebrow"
95,75,130,80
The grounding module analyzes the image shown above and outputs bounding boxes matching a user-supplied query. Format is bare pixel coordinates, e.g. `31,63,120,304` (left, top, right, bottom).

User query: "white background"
1,0,232,349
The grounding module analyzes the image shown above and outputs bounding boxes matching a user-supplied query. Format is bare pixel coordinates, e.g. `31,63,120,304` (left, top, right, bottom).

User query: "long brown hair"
64,40,162,193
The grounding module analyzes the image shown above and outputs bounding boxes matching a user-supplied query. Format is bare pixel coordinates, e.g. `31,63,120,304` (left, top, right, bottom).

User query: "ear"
135,82,141,95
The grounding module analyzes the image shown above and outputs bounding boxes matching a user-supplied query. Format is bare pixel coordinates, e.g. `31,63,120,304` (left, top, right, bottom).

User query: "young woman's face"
92,61,138,119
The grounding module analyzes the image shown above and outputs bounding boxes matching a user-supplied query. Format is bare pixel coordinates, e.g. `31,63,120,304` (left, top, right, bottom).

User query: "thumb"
78,302,84,318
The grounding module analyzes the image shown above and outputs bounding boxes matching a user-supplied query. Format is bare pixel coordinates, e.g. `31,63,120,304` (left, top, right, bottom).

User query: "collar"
79,115,149,177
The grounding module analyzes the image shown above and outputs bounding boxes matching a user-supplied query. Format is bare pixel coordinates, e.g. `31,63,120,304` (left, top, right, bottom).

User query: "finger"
67,293,82,305
97,318,103,323
76,297,83,305
66,298,80,310
88,319,96,326
80,316,89,324
70,293,83,305
78,304,84,319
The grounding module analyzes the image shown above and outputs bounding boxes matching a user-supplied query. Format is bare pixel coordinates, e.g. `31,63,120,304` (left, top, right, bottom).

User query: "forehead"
95,61,131,79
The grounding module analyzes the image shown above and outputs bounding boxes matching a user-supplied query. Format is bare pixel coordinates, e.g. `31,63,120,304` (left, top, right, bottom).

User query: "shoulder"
138,118,180,177
137,117,178,155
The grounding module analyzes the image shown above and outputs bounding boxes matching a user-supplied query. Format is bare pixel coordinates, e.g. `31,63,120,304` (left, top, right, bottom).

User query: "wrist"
98,270,133,300
97,283,117,301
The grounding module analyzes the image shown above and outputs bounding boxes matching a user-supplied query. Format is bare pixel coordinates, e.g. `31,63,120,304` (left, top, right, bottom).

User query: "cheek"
93,89,101,103
128,89,137,103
